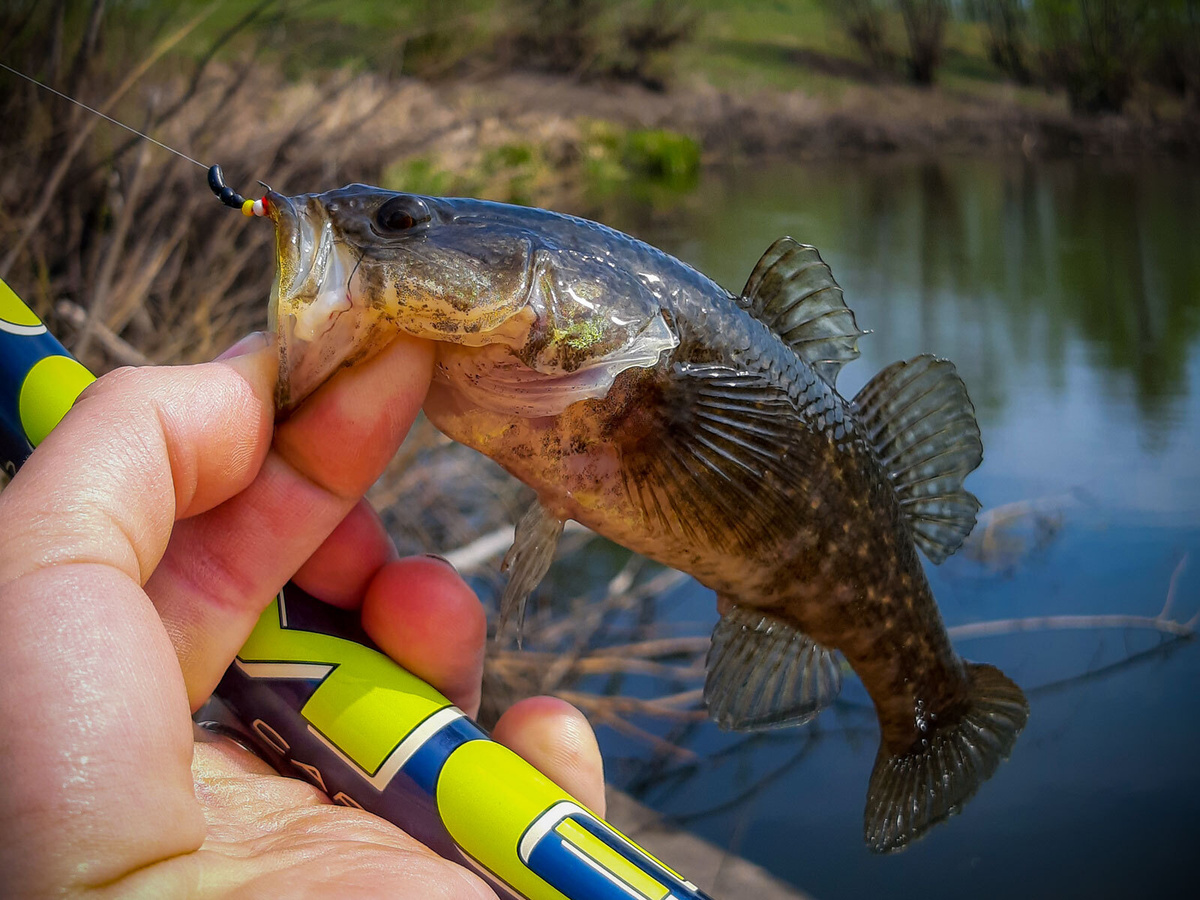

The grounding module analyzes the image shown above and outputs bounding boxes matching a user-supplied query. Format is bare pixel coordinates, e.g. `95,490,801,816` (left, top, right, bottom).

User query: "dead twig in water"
950,552,1194,641
589,710,701,763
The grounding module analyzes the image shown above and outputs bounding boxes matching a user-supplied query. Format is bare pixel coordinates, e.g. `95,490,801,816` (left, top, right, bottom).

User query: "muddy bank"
436,71,1200,162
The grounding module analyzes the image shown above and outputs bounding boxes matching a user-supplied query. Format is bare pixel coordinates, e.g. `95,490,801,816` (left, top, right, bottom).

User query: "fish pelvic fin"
852,354,983,563
704,603,842,731
498,500,565,646
864,662,1029,853
740,237,866,389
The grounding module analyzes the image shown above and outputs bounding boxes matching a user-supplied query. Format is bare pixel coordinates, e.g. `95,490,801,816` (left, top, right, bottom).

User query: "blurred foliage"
384,122,700,208
827,1,895,72
1029,0,1200,113
505,0,600,75
601,126,700,187
1031,0,1152,113
1146,0,1200,107
898,0,949,85
8,1,1198,116
821,0,951,85
501,0,698,89
582,122,700,206
660,156,1200,430
812,0,1200,106
614,1,701,89
972,0,1032,84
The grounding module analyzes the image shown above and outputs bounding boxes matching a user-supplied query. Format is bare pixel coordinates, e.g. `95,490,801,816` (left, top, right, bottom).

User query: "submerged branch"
444,520,590,571
949,613,1193,641
951,551,1194,641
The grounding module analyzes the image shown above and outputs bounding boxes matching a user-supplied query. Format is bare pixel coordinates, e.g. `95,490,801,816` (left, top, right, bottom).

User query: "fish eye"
375,196,431,233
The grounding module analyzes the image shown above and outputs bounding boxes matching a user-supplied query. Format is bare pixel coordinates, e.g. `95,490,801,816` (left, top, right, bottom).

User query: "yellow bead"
242,199,255,217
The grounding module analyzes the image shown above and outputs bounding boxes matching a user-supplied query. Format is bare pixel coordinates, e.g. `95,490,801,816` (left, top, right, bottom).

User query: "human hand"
0,335,604,898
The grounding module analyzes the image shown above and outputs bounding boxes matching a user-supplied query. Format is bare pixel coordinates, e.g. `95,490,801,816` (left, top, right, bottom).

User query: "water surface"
584,156,1200,899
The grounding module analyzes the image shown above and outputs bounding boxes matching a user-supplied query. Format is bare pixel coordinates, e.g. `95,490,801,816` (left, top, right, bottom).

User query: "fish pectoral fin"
852,354,983,564
704,603,842,731
740,237,866,389
498,500,565,645
864,662,1029,853
618,361,809,552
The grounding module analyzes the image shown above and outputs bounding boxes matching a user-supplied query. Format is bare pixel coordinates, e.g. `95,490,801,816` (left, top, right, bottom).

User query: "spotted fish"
264,185,1029,852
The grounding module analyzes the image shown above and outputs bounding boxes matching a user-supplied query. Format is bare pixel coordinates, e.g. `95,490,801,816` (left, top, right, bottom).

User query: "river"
572,155,1200,899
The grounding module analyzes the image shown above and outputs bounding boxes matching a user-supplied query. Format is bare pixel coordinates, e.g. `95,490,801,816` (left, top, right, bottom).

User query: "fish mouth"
266,192,358,412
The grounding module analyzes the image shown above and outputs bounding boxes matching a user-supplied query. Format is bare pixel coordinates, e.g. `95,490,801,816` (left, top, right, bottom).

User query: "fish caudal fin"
852,354,983,564
498,500,565,644
864,662,1028,853
705,604,842,730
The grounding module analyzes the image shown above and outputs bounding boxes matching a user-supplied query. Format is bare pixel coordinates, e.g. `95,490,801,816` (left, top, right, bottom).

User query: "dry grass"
1,60,462,370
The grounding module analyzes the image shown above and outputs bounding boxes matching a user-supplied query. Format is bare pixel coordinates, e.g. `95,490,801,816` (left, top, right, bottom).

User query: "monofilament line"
0,61,208,171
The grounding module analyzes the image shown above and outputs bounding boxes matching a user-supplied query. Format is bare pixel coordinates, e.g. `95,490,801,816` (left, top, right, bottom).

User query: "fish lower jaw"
281,222,351,342
274,235,369,409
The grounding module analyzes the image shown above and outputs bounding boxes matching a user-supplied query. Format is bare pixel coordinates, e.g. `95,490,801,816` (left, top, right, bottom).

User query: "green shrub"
382,157,456,196
621,128,701,187
1031,0,1151,113
974,0,1033,83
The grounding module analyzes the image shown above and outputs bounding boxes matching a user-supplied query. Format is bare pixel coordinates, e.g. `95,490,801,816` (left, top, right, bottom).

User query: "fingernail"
216,331,269,361
424,552,457,570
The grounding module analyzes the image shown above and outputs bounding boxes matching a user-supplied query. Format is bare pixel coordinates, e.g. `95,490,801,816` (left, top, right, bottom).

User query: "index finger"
147,334,435,706
0,346,277,589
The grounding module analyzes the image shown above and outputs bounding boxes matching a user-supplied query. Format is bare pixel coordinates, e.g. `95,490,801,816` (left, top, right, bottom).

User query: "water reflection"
575,156,1200,898
613,156,1200,430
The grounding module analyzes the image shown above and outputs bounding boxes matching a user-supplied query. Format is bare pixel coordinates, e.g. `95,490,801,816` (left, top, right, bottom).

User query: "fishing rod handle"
0,279,95,473
0,276,714,900
220,586,711,900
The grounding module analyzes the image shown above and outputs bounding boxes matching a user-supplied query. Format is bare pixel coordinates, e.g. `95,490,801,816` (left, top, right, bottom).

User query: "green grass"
45,0,1059,120
87,0,1003,95
675,0,861,93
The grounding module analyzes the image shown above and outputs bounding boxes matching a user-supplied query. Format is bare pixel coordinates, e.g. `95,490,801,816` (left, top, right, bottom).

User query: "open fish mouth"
266,191,360,412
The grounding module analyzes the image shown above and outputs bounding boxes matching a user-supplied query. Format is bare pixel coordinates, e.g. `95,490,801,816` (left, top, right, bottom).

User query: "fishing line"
1,61,266,215
0,61,209,172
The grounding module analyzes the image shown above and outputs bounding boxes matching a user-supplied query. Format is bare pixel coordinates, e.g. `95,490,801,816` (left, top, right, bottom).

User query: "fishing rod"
0,67,715,900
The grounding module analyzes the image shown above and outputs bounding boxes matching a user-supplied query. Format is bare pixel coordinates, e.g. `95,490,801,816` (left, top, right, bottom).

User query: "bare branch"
55,300,151,366
950,613,1193,641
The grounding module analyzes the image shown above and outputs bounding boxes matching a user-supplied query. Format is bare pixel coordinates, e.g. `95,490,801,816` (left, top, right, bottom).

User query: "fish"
263,184,1029,852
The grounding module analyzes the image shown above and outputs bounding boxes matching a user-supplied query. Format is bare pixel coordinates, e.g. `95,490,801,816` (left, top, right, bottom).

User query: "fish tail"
863,662,1028,853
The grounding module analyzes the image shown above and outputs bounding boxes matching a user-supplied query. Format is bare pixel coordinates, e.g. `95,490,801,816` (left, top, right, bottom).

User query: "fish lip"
266,191,304,310
267,192,345,412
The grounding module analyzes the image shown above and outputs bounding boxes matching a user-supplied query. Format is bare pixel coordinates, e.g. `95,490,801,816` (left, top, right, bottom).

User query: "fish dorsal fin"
740,237,865,388
705,604,842,731
852,354,983,564
498,500,565,644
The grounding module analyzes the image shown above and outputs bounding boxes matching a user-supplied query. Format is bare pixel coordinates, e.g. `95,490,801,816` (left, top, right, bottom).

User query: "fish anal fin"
740,237,865,389
864,662,1029,853
704,603,842,731
852,354,983,563
498,500,565,645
